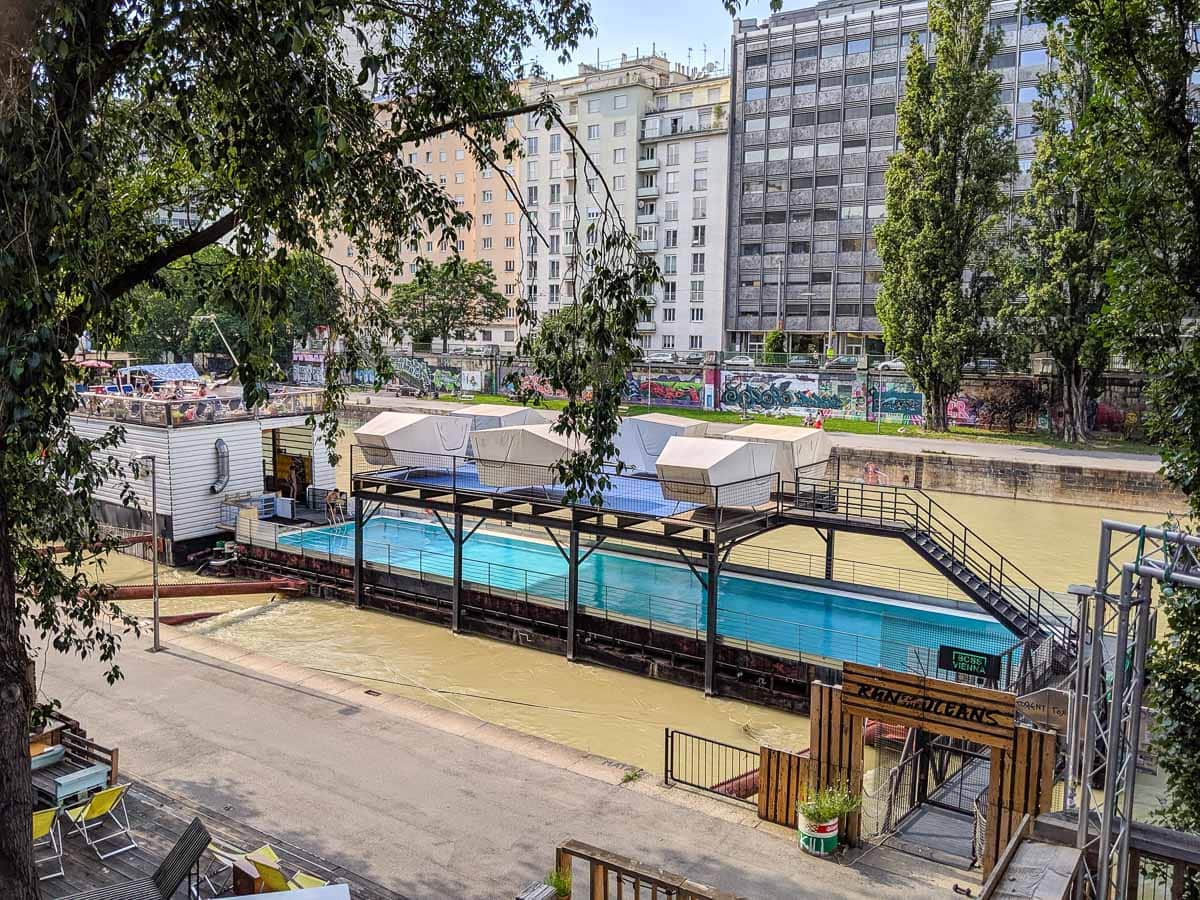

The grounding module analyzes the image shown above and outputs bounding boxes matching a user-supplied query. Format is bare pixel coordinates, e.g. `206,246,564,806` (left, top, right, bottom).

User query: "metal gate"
663,728,759,807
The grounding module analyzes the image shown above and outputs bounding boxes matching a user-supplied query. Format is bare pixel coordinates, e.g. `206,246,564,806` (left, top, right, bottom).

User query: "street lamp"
133,455,161,652
191,313,240,367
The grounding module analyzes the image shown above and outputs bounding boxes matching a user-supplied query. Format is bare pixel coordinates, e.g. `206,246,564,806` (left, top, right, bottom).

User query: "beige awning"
724,423,832,481
613,413,707,474
450,403,551,433
470,423,589,488
354,412,471,465
655,436,776,506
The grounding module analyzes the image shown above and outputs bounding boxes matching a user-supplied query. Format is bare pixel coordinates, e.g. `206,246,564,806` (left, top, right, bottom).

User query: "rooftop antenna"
687,46,693,67
702,43,708,67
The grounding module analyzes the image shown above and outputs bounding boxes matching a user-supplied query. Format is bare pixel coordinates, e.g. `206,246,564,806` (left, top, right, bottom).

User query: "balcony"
636,184,659,199
635,320,656,333
563,244,578,258
642,295,657,308
636,238,658,253
637,156,659,171
635,211,657,225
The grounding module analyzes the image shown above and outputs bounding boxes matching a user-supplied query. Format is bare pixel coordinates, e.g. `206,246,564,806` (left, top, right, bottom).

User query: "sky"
530,0,812,79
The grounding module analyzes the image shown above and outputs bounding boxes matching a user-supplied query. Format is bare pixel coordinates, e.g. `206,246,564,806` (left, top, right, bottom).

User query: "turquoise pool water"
278,516,1016,670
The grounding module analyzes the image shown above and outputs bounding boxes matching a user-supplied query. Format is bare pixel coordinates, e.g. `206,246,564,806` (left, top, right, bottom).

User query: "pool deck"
42,626,976,899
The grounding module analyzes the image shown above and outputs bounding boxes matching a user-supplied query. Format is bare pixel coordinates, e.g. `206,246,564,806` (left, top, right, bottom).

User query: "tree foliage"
0,0,666,893
875,0,1016,430
1001,25,1113,443
391,258,506,352
763,329,786,356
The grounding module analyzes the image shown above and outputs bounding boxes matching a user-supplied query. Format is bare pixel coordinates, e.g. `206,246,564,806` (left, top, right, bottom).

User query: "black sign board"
937,645,1002,681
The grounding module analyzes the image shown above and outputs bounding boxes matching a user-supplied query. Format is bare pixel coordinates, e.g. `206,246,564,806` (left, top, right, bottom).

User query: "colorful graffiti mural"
624,370,704,408
718,370,925,425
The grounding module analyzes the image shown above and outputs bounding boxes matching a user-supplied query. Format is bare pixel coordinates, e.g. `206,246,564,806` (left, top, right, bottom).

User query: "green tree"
0,1,660,894
875,0,1016,431
122,246,230,363
1002,26,1113,442
391,258,507,352
763,329,786,356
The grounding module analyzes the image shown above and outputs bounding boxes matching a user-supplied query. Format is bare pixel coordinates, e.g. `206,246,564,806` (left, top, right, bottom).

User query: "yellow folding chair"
32,807,64,880
64,783,138,859
247,845,330,892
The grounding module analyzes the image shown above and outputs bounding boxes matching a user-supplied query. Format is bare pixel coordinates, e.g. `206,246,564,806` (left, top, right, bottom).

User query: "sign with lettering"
1016,688,1071,732
937,644,1002,681
841,662,1017,747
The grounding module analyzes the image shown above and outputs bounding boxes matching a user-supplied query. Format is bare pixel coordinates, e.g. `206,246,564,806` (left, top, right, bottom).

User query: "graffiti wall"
624,369,704,408
718,370,925,425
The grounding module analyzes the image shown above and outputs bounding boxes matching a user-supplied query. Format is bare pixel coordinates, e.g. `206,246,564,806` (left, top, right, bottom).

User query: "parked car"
725,354,755,367
823,355,860,370
644,351,676,364
875,358,907,371
679,351,705,364
963,357,1002,374
788,354,819,368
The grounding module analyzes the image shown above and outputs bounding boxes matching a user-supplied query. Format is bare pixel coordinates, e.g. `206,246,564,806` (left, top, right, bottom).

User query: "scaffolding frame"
1068,520,1200,899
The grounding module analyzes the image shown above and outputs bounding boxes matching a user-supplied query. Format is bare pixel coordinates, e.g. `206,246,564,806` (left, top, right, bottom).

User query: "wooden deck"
42,777,405,899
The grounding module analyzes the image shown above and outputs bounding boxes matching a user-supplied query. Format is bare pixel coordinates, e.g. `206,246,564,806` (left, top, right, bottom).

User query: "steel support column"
451,511,464,633
703,545,720,697
824,529,835,581
566,527,580,661
353,497,364,609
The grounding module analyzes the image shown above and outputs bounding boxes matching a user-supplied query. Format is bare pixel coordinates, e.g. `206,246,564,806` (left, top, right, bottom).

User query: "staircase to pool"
781,478,1078,667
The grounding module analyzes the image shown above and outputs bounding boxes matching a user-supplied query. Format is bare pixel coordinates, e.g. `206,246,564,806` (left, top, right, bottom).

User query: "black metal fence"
663,728,759,807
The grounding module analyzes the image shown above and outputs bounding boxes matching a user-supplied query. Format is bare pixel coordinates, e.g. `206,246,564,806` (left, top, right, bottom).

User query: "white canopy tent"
354,412,471,466
612,413,706,474
469,423,588,488
655,436,776,506
723,423,832,482
449,403,550,433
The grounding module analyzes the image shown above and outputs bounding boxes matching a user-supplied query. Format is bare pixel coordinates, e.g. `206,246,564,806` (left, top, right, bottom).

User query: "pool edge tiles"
277,515,1017,670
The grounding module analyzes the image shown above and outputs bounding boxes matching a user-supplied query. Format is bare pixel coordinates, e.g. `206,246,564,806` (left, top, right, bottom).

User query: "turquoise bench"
30,745,65,771
39,763,110,805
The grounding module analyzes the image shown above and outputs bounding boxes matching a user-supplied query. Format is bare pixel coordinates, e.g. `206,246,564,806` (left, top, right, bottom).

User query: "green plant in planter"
544,868,571,898
798,786,861,823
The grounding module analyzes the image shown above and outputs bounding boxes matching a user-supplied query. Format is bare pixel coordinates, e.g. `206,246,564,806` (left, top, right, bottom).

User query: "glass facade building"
725,0,1049,354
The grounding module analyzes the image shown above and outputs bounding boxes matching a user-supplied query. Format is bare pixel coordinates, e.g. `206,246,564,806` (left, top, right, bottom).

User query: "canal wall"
236,541,829,715
828,446,1182,514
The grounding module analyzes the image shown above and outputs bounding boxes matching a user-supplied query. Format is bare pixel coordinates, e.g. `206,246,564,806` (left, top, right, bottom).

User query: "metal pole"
1064,584,1092,812
353,497,364,608
1097,568,1134,900
148,456,161,652
703,542,720,697
566,526,579,661
451,512,464,633
1115,577,1153,897
824,529,835,581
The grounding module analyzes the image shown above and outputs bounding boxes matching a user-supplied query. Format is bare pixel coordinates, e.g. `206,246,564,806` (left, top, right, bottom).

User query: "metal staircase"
784,478,1078,660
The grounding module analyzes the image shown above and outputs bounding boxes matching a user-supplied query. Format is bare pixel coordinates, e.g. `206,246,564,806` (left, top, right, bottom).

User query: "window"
614,120,627,137
482,190,493,203
526,185,538,205
614,93,628,109
764,178,785,194
693,169,707,191
746,51,768,67
550,211,560,228
693,197,706,219
846,37,870,54
691,253,705,274
790,175,813,191
744,149,765,164
769,113,790,130
814,208,837,222
875,32,899,49
689,335,703,350
843,138,866,154
408,152,416,163
549,183,561,203
663,281,677,302
768,146,789,161
844,105,868,121
587,124,599,140
692,225,706,246
666,171,679,193
795,79,816,95
549,234,560,254
745,85,768,102
664,255,677,274
871,102,895,117
873,68,897,85
793,143,815,159
664,200,679,221
664,229,678,248
439,150,447,161
550,133,562,153
549,284,560,304
587,98,600,113
1018,85,1039,103
821,41,843,58
505,260,516,272
548,259,560,280
793,111,816,127
839,237,863,252
817,142,839,156
689,306,704,321
662,334,675,348
694,141,709,163
663,307,676,322
789,240,811,254
990,51,1017,70
425,151,432,162
613,175,626,191
482,237,493,250
482,213,493,226
819,75,841,90
739,243,762,257
613,148,626,165
679,92,693,107
438,174,447,186
527,136,539,156
666,143,680,165
1021,48,1048,66
527,161,537,180
818,109,840,125
425,241,433,251
744,117,766,133
1018,157,1034,172
504,235,515,248
841,204,864,219
794,45,818,61
708,88,721,102
1016,122,1040,138
845,71,869,87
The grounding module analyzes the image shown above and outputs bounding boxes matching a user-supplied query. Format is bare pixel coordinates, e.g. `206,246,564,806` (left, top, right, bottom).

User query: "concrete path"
345,391,1162,472
42,628,970,899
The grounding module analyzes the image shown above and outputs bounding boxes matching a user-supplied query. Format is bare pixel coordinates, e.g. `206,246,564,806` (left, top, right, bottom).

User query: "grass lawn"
458,394,1158,456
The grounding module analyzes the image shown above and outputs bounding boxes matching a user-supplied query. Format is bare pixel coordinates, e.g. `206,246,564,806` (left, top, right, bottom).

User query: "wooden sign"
937,644,1002,681
841,662,1017,748
1016,688,1070,732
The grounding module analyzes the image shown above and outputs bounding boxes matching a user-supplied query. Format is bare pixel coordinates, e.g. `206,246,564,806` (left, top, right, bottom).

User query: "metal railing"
553,840,741,900
664,728,759,806
786,476,1078,653
72,389,324,428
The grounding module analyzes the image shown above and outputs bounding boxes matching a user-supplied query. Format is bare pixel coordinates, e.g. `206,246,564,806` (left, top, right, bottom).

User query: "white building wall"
167,421,263,541
70,416,171,514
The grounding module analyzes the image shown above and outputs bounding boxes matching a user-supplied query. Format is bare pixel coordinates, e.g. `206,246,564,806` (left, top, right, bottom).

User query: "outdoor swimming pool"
278,516,1017,671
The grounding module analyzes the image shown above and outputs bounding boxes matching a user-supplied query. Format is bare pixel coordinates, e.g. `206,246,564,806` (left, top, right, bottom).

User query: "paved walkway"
345,392,1162,473
43,628,969,899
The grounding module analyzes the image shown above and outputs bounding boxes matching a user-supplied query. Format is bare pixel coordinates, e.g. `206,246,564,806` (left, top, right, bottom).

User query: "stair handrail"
787,476,1078,649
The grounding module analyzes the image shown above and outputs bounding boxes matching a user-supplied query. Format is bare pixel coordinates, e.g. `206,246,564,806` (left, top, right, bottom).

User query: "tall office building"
725,0,1048,355
518,54,730,356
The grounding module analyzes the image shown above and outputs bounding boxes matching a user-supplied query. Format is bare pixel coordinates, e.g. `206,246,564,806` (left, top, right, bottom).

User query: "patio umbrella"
76,359,112,369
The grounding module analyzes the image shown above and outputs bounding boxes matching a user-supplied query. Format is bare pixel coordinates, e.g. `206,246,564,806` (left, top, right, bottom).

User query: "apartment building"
725,0,1049,355
518,55,730,357
324,128,524,352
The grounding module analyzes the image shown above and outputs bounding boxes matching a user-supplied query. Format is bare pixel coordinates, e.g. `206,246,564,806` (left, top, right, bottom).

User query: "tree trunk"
1060,365,1091,443
926,383,950,432
0,481,37,900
